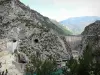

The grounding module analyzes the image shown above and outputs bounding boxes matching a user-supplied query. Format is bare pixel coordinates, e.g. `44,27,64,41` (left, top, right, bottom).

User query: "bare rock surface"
81,20,100,57
0,0,73,74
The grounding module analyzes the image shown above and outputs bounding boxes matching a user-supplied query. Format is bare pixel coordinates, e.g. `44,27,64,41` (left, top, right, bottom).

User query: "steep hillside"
82,20,100,35
50,19,72,35
0,51,24,75
0,0,72,74
60,16,100,34
81,20,100,61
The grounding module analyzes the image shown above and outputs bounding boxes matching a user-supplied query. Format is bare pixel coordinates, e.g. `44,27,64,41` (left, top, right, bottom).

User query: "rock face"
0,0,72,58
82,20,100,35
0,0,72,74
0,51,24,75
81,20,100,60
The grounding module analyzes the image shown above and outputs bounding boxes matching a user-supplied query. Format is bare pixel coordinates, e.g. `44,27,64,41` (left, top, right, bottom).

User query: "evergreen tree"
25,55,57,75
65,44,93,75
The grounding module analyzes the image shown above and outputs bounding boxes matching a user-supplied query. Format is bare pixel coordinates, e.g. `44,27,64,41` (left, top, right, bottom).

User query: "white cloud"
53,6,100,21
50,0,100,21
20,0,100,21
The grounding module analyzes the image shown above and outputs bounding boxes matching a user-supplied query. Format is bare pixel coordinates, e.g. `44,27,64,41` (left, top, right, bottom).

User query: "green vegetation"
25,55,57,75
24,43,100,75
50,19,73,35
64,44,100,75
57,24,72,35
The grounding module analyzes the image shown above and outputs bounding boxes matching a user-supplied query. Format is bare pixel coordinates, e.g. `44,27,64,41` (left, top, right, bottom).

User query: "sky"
20,0,100,21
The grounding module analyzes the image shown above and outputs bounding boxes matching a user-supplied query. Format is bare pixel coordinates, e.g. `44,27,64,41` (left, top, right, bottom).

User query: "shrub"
25,55,57,75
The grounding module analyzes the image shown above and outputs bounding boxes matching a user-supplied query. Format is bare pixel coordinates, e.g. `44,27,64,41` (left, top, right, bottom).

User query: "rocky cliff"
0,0,72,74
60,16,100,35
81,20,100,60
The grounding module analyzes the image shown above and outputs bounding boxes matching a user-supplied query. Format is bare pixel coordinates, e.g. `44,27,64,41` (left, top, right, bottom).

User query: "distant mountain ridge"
50,19,72,35
60,16,100,34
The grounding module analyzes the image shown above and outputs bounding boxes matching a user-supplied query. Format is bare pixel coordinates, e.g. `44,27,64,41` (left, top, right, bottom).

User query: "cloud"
54,6,100,21
50,0,100,21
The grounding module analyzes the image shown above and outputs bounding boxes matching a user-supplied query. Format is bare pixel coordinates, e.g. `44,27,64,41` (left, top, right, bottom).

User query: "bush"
25,55,57,75
65,44,96,75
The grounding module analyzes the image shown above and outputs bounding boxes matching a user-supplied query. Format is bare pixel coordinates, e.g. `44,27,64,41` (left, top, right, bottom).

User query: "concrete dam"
64,35,98,59
65,35,83,59
65,35,82,50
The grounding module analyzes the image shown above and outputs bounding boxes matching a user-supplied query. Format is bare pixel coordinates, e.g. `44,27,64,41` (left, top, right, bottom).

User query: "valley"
0,0,100,75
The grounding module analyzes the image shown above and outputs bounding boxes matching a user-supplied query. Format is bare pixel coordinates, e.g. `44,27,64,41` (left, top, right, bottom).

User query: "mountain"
50,19,72,35
82,20,100,35
60,16,100,34
0,0,72,74
81,20,100,61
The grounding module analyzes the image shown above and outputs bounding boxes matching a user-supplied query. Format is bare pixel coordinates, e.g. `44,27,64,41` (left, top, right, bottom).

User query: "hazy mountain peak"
60,16,100,34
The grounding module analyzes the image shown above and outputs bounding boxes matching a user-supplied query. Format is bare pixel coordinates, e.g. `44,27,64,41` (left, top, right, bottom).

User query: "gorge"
0,0,100,75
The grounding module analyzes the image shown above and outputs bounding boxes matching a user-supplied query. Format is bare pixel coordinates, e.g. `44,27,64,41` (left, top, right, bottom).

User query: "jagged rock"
82,20,100,35
81,20,100,61
0,0,72,74
0,51,24,75
15,50,29,63
0,0,72,59
0,0,72,56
